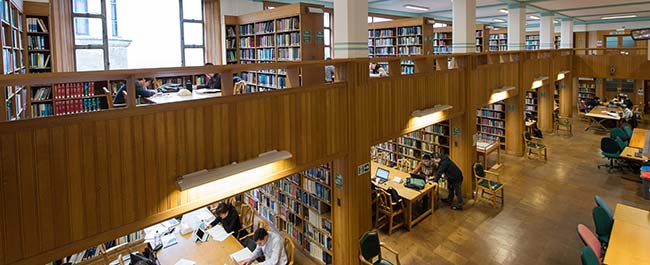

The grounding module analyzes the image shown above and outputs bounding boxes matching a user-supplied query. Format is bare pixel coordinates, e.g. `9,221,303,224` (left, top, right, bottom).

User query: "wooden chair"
233,80,247,95
554,113,572,136
359,230,401,265
634,102,645,122
396,158,410,173
77,239,149,265
238,204,254,239
523,132,547,161
578,100,589,121
240,220,271,242
473,162,504,208
375,189,404,235
284,235,295,265
102,87,126,109
376,151,390,167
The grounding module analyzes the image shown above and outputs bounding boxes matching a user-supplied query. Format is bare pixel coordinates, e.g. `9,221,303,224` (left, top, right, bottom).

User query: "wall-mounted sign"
335,173,343,189
316,31,324,44
357,163,370,176
453,127,461,137
302,30,312,44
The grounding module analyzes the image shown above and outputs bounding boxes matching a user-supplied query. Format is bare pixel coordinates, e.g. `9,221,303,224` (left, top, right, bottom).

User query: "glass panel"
622,79,634,93
373,17,392,23
324,47,331,59
74,17,104,45
183,22,203,45
324,12,330,28
108,0,182,69
184,48,204,66
367,17,373,23
621,36,635,48
73,0,103,15
75,49,105,71
182,0,203,20
324,29,331,46
107,0,118,37
605,78,618,92
605,36,619,48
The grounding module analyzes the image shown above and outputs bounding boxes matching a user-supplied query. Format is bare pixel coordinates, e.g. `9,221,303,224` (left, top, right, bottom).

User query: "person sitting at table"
242,228,287,265
411,154,436,179
196,62,222,90
622,103,634,122
113,78,156,105
586,97,600,111
369,62,388,77
207,202,244,238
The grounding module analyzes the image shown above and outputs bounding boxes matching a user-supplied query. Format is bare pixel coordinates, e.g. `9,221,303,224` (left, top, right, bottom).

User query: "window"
71,0,204,71
605,36,619,48
324,12,332,59
605,78,618,92
621,36,635,48
367,16,393,23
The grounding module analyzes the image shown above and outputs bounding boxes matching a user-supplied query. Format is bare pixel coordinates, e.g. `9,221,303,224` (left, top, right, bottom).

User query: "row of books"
54,98,103,115
489,46,509,52
31,102,52,117
53,82,96,99
483,102,504,111
477,117,505,129
526,35,540,40
477,109,505,119
401,65,414,75
398,46,421,55
489,34,508,40
305,208,332,236
276,32,300,46
225,26,236,37
29,53,50,68
374,47,395,55
257,48,276,61
240,49,254,60
433,40,450,46
397,146,416,157
257,35,275,47
258,73,277,87
32,86,51,101
369,29,395,38
226,38,236,49
240,24,254,36
374,38,395,46
525,98,537,105
479,126,505,137
433,32,451,39
398,36,421,45
226,51,237,63
3,49,18,73
423,124,449,135
255,21,275,34
397,26,421,36
304,222,332,250
302,179,331,203
422,142,447,153
277,17,299,32
525,105,537,112
27,35,47,50
278,48,300,61
240,36,254,48
26,17,48,33
305,240,333,264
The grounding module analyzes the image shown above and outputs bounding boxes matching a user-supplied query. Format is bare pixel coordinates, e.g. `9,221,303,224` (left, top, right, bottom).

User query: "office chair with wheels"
580,246,601,265
610,127,629,145
594,195,614,220
359,230,401,265
592,206,613,246
622,124,633,139
577,224,603,262
597,138,623,173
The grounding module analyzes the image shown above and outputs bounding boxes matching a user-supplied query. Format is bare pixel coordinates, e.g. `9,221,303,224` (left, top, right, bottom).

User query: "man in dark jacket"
208,202,243,237
113,78,156,105
197,63,222,90
432,153,464,211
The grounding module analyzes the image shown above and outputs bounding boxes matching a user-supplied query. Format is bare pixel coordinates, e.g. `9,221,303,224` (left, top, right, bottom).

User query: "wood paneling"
575,52,650,80
203,0,222,64
50,0,74,72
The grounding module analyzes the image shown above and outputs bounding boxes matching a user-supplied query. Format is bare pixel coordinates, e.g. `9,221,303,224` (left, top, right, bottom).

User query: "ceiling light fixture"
531,76,549,89
528,15,540,20
499,8,508,14
493,18,506,23
601,15,637,20
557,70,570,81
404,4,430,11
494,86,516,93
176,150,293,191
412,105,453,118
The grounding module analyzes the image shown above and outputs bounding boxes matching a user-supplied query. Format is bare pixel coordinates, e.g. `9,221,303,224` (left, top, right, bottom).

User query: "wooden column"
505,95,524,155
559,77,573,117
50,0,75,72
203,0,222,64
538,82,554,132
450,55,473,199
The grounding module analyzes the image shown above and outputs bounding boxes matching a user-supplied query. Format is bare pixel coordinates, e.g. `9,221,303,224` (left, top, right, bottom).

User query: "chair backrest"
240,204,254,229
593,195,614,220
577,224,602,259
592,206,613,241
284,235,295,265
523,132,532,142
233,80,246,95
622,125,633,138
257,220,270,231
359,230,382,262
610,127,629,141
600,137,621,154
580,246,601,265
396,158,410,172
473,162,485,178
377,189,401,213
102,87,114,109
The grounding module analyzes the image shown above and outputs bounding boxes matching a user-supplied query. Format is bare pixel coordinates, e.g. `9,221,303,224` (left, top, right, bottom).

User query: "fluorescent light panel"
412,105,453,118
493,18,506,23
404,4,429,11
494,86,516,93
602,15,637,20
499,8,508,14
557,70,570,81
528,15,540,20
176,150,293,191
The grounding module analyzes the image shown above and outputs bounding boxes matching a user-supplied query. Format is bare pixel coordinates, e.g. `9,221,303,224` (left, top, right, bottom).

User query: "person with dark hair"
411,153,436,178
196,62,222,90
113,78,156,105
431,152,464,211
242,228,287,265
369,62,388,77
207,202,243,237
325,58,335,83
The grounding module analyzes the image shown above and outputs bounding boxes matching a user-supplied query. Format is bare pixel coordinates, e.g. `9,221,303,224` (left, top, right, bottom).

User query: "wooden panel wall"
203,0,222,64
575,54,650,80
50,0,74,72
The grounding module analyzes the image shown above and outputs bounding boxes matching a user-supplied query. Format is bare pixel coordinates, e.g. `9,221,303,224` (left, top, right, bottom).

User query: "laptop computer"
375,167,390,184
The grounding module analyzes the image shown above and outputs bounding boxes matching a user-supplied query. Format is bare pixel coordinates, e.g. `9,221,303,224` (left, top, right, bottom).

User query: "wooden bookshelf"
368,17,434,75
525,32,540,50
525,89,539,121
578,78,596,102
224,16,238,65
47,231,144,264
23,1,50,73
372,121,451,171
475,25,487,53
229,3,325,94
488,29,507,52
477,101,506,149
1,0,26,121
433,27,452,54
245,164,334,265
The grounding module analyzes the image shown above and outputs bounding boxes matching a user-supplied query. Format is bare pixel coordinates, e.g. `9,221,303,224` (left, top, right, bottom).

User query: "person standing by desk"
242,228,287,265
113,78,156,105
432,153,464,211
207,202,243,238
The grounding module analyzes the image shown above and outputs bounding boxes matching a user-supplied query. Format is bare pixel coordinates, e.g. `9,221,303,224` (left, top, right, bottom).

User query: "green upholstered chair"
610,127,629,145
594,195,614,221
553,112,572,136
359,230,401,265
598,137,623,173
472,162,504,208
580,246,600,265
523,132,547,161
622,124,633,139
592,206,613,245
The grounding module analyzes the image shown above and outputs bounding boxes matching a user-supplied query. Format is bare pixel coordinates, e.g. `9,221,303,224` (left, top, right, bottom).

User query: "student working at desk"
113,78,157,104
241,228,287,265
411,154,436,178
432,153,464,211
196,63,222,90
206,202,244,238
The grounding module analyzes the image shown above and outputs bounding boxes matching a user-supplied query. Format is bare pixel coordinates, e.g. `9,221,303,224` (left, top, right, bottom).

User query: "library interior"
1,0,650,265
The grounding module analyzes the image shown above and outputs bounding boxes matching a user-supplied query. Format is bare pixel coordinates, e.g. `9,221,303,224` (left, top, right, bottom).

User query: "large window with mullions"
72,0,204,71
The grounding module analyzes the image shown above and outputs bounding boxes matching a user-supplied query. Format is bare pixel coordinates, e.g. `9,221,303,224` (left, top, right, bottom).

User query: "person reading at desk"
432,152,464,211
196,63,222,90
411,154,436,179
241,228,287,265
113,78,157,105
206,202,243,238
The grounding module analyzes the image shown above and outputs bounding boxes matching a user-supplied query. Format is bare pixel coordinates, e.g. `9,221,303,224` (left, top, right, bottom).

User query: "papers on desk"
206,225,232,242
603,111,619,118
161,234,178,248
230,248,254,263
174,259,196,265
392,177,402,184
195,88,220,94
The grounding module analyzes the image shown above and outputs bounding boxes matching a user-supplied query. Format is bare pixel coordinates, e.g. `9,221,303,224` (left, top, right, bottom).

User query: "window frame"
179,0,205,66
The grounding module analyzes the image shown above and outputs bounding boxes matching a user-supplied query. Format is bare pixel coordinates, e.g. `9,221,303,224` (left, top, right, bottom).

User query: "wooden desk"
157,232,245,265
146,90,221,104
371,162,436,230
629,128,650,149
603,221,650,265
476,140,500,169
620,147,648,161
585,107,621,132
614,203,650,229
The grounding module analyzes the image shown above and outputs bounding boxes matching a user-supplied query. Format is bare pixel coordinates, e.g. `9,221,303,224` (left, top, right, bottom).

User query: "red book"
642,172,650,179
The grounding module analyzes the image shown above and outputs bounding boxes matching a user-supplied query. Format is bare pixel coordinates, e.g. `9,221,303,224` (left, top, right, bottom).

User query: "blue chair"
592,206,613,245
594,195,614,221
580,246,600,265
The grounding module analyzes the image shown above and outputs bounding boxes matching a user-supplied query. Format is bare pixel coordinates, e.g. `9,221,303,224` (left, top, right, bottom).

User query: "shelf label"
316,31,324,44
302,30,312,44
453,127,461,137
335,173,343,189
357,162,370,176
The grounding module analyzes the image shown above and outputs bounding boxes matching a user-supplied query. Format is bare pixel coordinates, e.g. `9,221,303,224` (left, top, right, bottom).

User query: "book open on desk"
230,248,254,263
207,225,233,242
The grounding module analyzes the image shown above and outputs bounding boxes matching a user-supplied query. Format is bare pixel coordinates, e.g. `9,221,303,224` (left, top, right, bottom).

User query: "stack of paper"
207,225,232,242
174,259,196,265
230,248,254,263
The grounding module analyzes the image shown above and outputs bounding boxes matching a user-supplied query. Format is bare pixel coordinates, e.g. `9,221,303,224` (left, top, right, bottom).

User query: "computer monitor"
375,167,389,182
193,227,209,242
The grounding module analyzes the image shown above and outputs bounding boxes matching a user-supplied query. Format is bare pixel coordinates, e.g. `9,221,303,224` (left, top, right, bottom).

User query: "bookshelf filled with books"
24,15,51,72
372,121,451,170
47,231,144,264
228,3,324,94
477,101,506,149
368,17,434,75
433,27,452,54
488,30,507,52
245,163,334,265
578,78,596,102
475,26,486,53
525,33,539,50
525,89,539,122
2,0,26,121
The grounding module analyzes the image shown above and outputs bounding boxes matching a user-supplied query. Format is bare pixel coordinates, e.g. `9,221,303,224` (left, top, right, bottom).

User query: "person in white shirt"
622,104,634,121
241,228,287,265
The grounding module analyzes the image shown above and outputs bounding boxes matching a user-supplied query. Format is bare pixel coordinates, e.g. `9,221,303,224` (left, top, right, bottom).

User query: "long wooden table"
620,128,650,162
157,231,246,265
371,162,437,230
603,204,650,265
146,90,221,104
585,106,621,132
